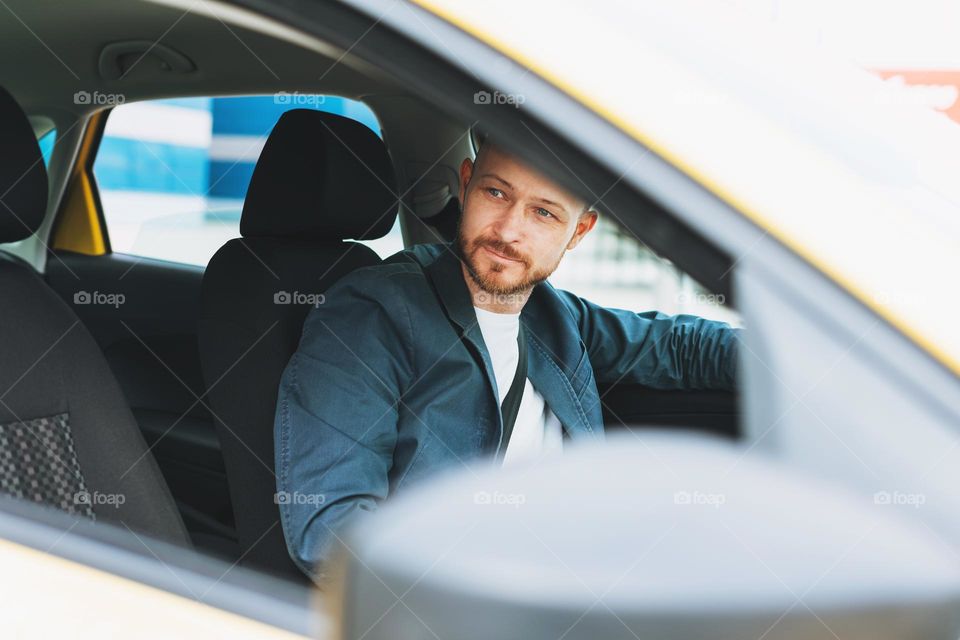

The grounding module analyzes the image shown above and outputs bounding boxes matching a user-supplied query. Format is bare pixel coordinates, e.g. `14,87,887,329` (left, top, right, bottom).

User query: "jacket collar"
422,243,477,332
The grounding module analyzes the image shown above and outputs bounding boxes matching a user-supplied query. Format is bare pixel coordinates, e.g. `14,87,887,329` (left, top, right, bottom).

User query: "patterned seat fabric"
0,413,95,519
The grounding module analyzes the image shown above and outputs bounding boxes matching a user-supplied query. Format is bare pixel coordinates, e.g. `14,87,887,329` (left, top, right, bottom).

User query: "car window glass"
93,95,403,266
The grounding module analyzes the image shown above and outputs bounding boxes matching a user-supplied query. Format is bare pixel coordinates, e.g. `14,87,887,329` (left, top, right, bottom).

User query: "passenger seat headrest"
0,87,48,244
240,109,398,241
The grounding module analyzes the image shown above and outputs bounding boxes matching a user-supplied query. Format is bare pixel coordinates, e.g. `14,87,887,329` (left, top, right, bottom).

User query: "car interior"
0,0,741,599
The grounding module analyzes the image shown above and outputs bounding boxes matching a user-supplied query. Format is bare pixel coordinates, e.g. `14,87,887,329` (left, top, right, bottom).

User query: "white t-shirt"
473,306,564,466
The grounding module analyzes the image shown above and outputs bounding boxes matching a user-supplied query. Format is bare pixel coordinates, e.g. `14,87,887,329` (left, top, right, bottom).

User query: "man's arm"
274,270,413,581
557,290,740,390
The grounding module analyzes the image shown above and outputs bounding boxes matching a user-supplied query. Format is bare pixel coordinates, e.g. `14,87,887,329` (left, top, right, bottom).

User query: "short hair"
471,125,489,158
471,124,488,145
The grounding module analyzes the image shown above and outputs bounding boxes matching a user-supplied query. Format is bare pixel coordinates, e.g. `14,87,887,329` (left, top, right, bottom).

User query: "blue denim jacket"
275,242,739,578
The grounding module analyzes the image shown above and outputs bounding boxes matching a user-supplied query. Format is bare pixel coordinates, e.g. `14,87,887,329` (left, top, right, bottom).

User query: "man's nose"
492,203,524,242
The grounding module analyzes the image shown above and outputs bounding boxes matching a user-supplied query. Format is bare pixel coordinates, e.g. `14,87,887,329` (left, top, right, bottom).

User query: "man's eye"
487,188,504,198
537,208,555,219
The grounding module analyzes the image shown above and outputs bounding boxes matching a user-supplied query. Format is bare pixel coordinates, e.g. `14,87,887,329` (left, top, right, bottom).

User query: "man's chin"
474,270,527,295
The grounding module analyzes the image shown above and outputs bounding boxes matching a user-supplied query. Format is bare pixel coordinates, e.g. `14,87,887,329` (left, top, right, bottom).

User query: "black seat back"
199,109,398,580
0,87,189,545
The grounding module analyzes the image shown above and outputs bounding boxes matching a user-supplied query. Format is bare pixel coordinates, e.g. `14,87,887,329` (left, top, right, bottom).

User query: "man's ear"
566,210,599,251
458,157,474,205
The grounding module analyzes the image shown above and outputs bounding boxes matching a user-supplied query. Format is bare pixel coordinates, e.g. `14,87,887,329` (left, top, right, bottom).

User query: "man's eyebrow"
480,173,567,212
480,173,513,189
534,196,564,209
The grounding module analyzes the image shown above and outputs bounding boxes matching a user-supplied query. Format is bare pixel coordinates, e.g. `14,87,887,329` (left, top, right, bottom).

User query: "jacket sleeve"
274,271,413,582
557,290,741,390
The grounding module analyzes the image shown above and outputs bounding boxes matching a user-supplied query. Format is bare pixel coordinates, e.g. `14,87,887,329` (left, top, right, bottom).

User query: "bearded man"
274,134,740,581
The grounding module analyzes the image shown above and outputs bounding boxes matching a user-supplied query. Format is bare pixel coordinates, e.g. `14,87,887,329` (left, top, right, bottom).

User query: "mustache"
473,238,527,264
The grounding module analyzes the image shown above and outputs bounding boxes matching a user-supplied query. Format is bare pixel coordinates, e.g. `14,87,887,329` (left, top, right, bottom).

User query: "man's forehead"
475,143,584,209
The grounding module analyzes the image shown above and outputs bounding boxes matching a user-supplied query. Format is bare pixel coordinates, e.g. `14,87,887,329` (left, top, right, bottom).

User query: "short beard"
455,224,563,296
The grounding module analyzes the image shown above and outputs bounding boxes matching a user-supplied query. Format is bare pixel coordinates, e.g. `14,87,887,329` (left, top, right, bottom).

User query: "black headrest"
0,87,48,243
240,109,397,241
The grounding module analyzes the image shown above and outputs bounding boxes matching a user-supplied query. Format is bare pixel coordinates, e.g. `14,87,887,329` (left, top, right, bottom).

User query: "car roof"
0,0,401,114
410,0,960,378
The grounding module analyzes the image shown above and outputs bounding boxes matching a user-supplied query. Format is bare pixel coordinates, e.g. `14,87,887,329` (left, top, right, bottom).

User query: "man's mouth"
481,245,523,264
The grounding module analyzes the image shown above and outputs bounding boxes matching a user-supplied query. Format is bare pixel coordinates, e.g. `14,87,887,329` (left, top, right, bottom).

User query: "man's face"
456,143,597,296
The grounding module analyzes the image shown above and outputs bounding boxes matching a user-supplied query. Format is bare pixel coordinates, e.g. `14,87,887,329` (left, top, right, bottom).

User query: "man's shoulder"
384,241,449,267
328,242,449,298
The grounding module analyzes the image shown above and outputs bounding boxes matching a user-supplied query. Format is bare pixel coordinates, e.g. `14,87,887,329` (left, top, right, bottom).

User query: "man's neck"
461,263,531,314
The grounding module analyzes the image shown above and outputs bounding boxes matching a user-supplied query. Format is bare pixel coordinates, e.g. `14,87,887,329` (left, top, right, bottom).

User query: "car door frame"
5,0,960,631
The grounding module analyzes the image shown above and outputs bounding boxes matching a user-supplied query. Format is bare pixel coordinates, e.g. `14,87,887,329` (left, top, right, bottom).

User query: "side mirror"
338,433,960,639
